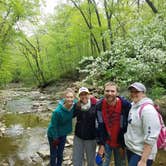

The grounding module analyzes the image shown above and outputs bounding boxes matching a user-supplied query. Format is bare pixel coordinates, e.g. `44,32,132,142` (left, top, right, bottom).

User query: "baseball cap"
78,87,90,95
128,82,146,92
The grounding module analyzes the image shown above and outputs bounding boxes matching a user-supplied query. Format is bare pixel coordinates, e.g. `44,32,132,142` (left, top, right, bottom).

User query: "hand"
75,101,81,110
98,145,105,156
52,139,60,147
137,160,146,166
119,148,125,158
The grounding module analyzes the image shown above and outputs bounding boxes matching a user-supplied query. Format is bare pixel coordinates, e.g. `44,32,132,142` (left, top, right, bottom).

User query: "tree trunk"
91,0,107,52
19,37,47,86
104,0,113,45
70,0,101,55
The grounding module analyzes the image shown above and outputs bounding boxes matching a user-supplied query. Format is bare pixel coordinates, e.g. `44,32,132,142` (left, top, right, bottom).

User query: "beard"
105,95,116,104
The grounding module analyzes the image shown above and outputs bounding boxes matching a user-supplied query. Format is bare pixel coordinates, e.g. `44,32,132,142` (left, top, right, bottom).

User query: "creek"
0,88,54,166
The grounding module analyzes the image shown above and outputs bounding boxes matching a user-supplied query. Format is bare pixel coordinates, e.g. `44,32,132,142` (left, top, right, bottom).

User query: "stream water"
0,90,52,165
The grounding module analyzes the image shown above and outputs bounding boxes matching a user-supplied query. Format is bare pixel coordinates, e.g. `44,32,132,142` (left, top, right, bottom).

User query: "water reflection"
6,124,24,136
0,136,19,157
0,126,48,165
0,89,54,165
0,113,49,165
6,98,33,113
3,114,48,128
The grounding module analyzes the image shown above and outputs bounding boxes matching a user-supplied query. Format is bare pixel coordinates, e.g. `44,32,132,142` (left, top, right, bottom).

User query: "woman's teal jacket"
47,99,76,139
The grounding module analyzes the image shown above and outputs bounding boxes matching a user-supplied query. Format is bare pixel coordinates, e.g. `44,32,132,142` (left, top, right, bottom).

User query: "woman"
47,88,76,166
124,82,161,166
72,87,97,166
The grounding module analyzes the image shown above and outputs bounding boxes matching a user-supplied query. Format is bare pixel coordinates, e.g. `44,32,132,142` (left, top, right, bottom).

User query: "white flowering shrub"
78,15,166,91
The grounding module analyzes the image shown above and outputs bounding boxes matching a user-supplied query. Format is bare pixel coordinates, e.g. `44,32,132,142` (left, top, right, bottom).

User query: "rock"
66,135,74,145
0,122,7,137
32,102,40,108
0,160,9,166
63,156,71,161
30,153,43,164
65,143,71,147
1,163,9,166
47,106,53,112
63,160,72,165
0,127,6,133
37,149,49,160
39,96,47,101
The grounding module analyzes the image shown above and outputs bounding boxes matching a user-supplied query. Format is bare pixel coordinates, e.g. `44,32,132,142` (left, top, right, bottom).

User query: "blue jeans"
100,143,126,166
48,136,66,166
127,150,153,166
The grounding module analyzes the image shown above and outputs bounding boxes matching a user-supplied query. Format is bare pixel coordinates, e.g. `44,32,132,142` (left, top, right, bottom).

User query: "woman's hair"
64,88,75,96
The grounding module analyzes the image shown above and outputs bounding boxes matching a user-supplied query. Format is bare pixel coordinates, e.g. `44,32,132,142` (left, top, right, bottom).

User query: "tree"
70,0,101,55
17,35,47,86
0,0,40,86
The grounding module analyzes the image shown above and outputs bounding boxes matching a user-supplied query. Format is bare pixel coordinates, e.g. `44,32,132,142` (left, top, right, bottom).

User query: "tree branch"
145,0,158,13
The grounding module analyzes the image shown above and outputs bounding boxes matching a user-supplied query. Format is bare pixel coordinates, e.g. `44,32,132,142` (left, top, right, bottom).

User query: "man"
96,82,131,166
124,82,161,166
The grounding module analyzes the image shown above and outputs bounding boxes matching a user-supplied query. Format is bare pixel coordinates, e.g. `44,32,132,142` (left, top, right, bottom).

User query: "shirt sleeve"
50,110,59,139
96,100,107,145
141,105,161,146
72,102,80,118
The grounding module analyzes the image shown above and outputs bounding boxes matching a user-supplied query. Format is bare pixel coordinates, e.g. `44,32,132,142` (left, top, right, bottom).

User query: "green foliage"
78,14,166,89
149,85,166,100
0,69,12,86
0,0,166,90
0,49,13,86
0,0,40,86
40,4,92,80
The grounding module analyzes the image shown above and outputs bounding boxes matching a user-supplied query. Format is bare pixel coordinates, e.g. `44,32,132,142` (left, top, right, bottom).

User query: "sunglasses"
129,90,140,94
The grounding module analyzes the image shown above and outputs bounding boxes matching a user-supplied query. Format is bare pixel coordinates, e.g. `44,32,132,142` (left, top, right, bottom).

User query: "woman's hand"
52,139,60,147
75,101,81,110
137,160,146,166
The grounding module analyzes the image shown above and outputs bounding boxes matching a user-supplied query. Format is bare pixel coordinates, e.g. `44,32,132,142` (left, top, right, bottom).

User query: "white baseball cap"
128,82,146,92
78,87,90,95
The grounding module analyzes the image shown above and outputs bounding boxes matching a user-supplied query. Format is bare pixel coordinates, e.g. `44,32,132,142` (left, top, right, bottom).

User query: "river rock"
30,153,43,164
66,135,74,145
0,122,6,137
37,150,49,160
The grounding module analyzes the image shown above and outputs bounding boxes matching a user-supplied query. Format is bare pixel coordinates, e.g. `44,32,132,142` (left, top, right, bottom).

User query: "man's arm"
96,98,107,145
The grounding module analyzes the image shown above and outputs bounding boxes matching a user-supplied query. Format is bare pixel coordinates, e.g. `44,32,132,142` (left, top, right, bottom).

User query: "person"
124,82,161,166
72,87,97,166
96,82,131,166
47,88,76,166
